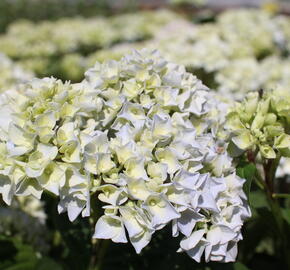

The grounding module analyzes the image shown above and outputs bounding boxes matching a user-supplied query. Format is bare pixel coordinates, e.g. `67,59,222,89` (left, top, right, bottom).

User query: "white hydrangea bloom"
261,56,290,91
215,58,265,100
0,53,34,93
84,49,250,261
0,10,177,80
217,9,277,58
0,49,250,262
0,78,92,221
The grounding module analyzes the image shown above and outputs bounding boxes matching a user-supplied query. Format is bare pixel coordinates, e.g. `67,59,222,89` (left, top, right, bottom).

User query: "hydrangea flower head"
0,53,33,93
85,49,251,261
0,49,250,262
226,88,290,159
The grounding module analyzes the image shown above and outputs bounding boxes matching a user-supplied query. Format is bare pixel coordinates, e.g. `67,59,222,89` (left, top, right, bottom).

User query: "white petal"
180,229,205,251
0,175,14,205
67,204,83,222
144,194,181,229
207,225,236,246
186,239,208,263
120,207,144,238
130,230,152,254
224,241,238,262
93,215,127,243
177,209,204,237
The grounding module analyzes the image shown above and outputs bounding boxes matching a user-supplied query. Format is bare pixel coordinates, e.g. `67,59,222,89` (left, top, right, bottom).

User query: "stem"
96,240,110,270
88,193,110,270
272,193,290,199
252,153,290,267
254,169,265,190
89,239,110,270
263,155,281,196
262,155,290,268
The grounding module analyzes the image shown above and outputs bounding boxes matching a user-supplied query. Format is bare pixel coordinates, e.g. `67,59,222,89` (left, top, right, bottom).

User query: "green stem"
96,240,110,270
262,155,290,268
253,169,265,190
252,154,290,267
263,155,281,195
272,193,290,199
89,239,110,270
88,193,110,270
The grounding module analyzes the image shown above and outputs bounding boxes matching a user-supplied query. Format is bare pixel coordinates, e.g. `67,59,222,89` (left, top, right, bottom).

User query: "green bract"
226,89,290,159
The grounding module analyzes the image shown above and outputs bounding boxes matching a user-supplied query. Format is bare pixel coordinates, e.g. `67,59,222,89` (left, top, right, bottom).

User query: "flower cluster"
226,89,290,159
68,9,290,100
0,53,34,93
217,9,278,58
215,58,264,100
0,49,250,262
1,8,290,95
0,10,177,81
0,77,94,220
84,49,251,261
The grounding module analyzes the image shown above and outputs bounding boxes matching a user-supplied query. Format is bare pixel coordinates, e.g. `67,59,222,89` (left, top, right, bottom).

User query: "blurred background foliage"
0,0,290,269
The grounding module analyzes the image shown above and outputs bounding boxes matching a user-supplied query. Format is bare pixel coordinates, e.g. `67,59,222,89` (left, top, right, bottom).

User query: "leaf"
233,262,250,270
42,193,92,270
35,257,63,270
237,162,256,200
249,191,269,210
1,239,38,270
282,208,290,225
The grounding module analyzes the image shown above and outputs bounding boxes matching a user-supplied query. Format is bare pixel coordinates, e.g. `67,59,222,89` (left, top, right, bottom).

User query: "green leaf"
282,208,290,225
237,162,256,200
0,239,38,270
42,193,92,270
35,257,63,270
233,262,250,270
249,190,269,210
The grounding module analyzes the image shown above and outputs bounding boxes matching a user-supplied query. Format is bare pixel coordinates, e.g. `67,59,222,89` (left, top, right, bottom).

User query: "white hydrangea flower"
215,58,265,100
0,53,34,93
0,10,177,80
0,78,92,221
0,49,250,262
83,49,250,261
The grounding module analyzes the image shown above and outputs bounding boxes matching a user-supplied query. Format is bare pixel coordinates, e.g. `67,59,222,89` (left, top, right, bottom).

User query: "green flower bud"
259,144,276,159
264,113,277,125
232,130,255,150
257,98,270,115
226,89,289,159
275,134,290,149
263,124,284,138
245,92,259,116
251,113,265,131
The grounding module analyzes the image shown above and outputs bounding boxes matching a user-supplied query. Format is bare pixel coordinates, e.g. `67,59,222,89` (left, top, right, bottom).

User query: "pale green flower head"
227,88,290,159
